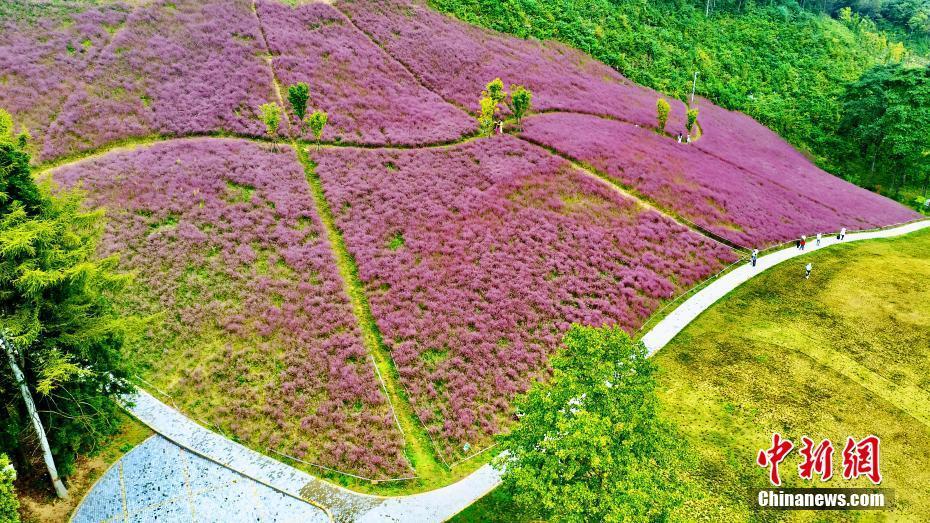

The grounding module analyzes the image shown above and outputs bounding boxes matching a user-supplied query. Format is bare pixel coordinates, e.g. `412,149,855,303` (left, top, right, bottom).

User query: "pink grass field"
256,0,475,145
0,2,130,158
337,0,690,132
1,0,920,479
311,136,736,458
42,0,274,161
521,112,919,247
51,139,411,479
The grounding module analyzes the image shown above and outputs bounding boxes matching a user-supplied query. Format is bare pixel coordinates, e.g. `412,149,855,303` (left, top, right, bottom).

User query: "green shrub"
0,454,20,523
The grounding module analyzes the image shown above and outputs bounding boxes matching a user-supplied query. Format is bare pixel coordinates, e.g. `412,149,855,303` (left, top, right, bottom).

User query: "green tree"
287,83,310,125
0,113,136,494
259,102,282,141
478,79,507,137
656,98,671,132
307,110,328,149
0,109,12,139
485,77,506,104
477,95,497,136
0,454,18,523
841,63,930,196
507,85,533,127
686,107,700,135
494,325,690,521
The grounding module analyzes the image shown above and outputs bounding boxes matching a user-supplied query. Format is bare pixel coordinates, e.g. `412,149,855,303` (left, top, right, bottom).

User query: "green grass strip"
293,144,448,484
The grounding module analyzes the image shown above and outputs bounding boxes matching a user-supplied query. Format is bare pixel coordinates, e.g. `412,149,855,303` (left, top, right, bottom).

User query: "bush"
0,454,20,523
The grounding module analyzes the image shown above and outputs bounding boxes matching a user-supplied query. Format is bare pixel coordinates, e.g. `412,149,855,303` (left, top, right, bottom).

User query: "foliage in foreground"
0,454,18,523
495,325,690,521
0,112,135,481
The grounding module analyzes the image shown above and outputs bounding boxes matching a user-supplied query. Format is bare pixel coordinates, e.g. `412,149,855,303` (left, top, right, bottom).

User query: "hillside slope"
0,0,919,485
430,0,926,198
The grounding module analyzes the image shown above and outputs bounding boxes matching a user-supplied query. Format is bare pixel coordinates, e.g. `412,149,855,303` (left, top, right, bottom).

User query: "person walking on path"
801,236,806,250
816,232,822,246
805,262,813,279
839,227,846,240
750,249,759,267
796,238,801,249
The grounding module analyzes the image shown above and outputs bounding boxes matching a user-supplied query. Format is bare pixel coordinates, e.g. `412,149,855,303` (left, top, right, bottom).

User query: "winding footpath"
70,218,930,522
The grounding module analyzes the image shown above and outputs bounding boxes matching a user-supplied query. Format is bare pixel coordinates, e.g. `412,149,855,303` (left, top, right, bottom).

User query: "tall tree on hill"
494,325,691,521
656,98,671,132
478,78,507,136
841,63,930,197
507,85,533,128
0,109,137,497
259,102,282,145
686,107,700,136
307,110,328,149
287,83,310,129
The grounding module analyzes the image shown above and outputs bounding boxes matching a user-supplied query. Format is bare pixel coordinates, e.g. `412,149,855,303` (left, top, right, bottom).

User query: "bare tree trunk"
2,335,68,499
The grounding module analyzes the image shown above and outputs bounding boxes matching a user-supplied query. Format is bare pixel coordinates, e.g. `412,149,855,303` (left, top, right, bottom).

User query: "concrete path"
640,219,930,355
74,219,928,522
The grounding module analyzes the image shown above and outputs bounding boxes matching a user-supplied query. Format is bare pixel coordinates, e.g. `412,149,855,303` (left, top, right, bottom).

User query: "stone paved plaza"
71,435,328,523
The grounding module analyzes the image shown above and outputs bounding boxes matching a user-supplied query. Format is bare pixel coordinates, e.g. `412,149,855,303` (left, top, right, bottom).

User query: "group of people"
675,133,691,144
794,228,845,251
748,227,849,280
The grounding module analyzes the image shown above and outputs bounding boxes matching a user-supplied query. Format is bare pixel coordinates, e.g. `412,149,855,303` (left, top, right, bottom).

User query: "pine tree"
0,110,137,495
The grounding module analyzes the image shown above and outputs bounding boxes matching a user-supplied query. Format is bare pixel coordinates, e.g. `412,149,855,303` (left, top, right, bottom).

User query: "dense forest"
432,0,930,207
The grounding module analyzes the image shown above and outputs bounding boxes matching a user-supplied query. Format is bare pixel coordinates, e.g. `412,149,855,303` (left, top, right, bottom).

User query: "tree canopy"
841,63,930,195
494,325,690,522
0,454,18,523
259,102,282,139
0,111,136,479
656,98,671,132
287,82,310,123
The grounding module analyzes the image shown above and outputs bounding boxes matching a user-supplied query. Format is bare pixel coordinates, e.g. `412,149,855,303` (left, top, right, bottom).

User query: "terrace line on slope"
308,138,735,463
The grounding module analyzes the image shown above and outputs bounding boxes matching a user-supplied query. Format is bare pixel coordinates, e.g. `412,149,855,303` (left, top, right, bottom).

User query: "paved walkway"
72,389,503,522
640,220,930,355
71,435,328,523
73,219,928,522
